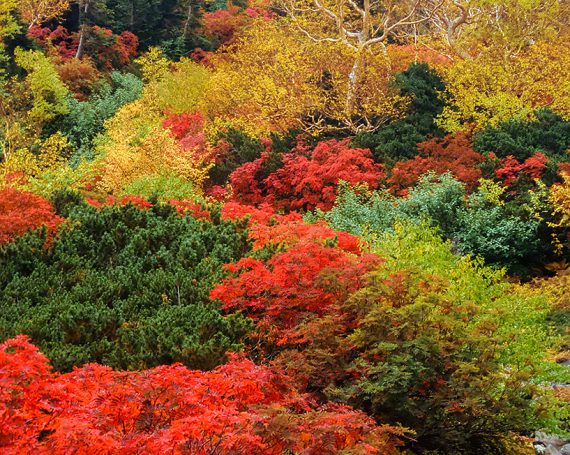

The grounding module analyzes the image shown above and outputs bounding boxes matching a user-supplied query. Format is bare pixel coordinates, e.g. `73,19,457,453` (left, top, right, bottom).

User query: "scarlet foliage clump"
85,26,139,70
228,154,268,205
163,112,205,141
27,25,138,69
168,199,211,220
211,240,381,345
27,25,76,59
495,152,548,185
222,201,301,226
221,201,362,252
230,139,384,211
0,336,404,454
111,31,139,67
388,133,484,195
0,187,63,244
162,112,213,161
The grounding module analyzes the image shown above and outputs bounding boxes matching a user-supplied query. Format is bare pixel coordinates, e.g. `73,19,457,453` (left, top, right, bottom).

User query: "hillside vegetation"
1,0,569,453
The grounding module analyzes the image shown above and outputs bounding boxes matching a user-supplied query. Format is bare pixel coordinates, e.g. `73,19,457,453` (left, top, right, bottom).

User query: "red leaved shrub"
230,139,384,211
495,152,548,185
0,336,404,454
212,242,381,345
0,188,63,244
388,132,484,196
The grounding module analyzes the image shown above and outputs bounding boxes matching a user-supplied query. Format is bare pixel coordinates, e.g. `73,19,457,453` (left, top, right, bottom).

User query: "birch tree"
275,0,444,123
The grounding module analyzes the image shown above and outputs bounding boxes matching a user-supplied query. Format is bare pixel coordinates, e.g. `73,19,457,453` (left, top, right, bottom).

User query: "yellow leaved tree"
426,0,568,59
95,48,212,195
204,19,408,136
438,39,570,132
17,0,69,29
1,48,69,176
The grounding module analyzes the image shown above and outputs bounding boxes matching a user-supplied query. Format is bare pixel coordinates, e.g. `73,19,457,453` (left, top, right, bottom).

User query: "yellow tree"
204,20,407,135
275,0,442,126
437,38,570,131
17,0,70,29
97,114,212,195
135,47,209,114
0,0,20,43
425,0,568,59
0,0,20,81
1,49,69,164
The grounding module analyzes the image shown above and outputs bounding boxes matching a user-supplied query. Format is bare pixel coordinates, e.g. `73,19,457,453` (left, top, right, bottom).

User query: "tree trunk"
345,51,363,118
75,1,90,59
183,1,193,39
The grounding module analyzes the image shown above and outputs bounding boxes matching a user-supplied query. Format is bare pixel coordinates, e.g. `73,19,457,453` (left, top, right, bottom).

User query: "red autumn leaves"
0,188,62,245
0,336,403,454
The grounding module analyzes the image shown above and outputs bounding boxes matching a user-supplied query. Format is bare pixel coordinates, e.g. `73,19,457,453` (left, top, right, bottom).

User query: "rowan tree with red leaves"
202,1,274,46
230,139,384,211
495,152,548,185
27,25,138,69
221,201,362,252
211,239,381,346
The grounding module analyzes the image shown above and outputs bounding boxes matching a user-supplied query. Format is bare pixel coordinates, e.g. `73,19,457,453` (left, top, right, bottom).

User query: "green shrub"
318,173,543,271
0,194,252,371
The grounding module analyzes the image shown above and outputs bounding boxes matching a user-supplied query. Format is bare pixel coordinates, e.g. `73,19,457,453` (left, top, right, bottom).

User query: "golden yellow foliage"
1,148,41,184
135,47,171,83
204,19,407,136
0,132,87,195
18,0,69,28
136,48,208,114
454,0,568,57
13,48,69,124
96,100,211,195
0,0,20,46
154,58,209,114
1,132,69,180
438,39,570,131
98,126,212,195
549,173,570,229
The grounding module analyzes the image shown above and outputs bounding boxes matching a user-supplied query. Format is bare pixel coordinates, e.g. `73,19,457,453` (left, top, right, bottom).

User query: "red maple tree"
230,139,384,211
388,133,484,195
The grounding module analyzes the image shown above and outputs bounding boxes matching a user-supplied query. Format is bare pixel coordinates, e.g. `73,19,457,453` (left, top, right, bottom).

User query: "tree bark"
345,52,361,117
75,1,90,59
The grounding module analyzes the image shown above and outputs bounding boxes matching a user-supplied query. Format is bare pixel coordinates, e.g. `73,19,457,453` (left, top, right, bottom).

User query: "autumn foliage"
495,152,548,186
0,187,62,244
0,335,404,454
1,0,570,452
202,1,274,46
388,133,484,195
230,139,384,211
212,241,381,346
28,25,138,69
